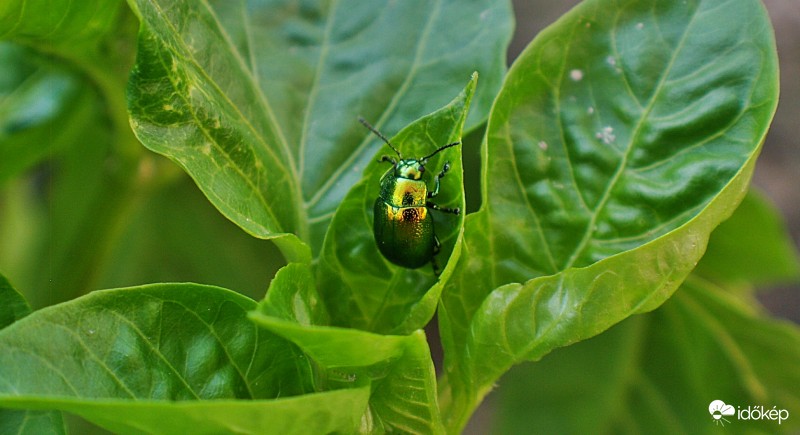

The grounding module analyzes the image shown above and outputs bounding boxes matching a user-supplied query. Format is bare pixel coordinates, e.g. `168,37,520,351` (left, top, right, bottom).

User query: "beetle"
359,117,461,276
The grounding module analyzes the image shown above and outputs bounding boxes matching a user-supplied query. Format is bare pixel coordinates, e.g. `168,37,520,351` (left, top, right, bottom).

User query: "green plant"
1,0,798,433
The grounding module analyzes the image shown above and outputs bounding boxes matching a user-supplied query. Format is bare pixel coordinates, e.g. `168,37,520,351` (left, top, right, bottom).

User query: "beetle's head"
395,159,425,180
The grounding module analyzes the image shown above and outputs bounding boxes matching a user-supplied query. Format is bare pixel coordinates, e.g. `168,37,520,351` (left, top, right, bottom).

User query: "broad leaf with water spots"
438,0,779,429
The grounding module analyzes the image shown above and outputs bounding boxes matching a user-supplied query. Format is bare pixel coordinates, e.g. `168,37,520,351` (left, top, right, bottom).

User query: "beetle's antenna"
421,142,460,161
359,117,402,158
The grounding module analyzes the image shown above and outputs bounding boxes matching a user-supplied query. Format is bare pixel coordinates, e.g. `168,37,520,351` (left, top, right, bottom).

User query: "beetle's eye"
419,165,425,173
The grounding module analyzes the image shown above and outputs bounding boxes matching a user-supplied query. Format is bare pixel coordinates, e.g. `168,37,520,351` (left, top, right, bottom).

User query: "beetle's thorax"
394,159,426,180
380,163,428,208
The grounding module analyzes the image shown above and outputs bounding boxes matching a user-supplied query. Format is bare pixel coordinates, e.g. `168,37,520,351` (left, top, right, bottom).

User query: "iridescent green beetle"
360,118,461,275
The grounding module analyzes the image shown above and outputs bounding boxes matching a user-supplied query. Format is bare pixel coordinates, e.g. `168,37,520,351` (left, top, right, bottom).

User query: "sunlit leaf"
0,284,373,433
2,390,369,435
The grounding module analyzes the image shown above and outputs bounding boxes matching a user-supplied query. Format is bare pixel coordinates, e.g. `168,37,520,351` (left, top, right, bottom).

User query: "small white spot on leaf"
570,69,584,81
587,106,595,114
606,56,617,67
595,126,616,144
636,22,644,30
538,141,548,150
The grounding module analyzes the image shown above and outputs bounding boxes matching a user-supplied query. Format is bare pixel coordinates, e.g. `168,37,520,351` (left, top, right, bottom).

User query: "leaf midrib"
303,0,445,215
298,0,339,183
143,0,307,238
561,5,700,271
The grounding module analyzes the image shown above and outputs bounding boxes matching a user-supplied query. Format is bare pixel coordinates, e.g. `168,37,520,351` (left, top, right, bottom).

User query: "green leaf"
2,390,369,435
492,277,800,434
316,75,475,334
252,263,444,433
440,0,779,429
0,274,65,435
126,0,513,255
695,189,800,288
0,284,366,433
259,263,329,326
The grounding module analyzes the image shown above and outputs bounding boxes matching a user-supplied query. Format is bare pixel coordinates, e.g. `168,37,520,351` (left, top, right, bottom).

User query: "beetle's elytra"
359,117,460,276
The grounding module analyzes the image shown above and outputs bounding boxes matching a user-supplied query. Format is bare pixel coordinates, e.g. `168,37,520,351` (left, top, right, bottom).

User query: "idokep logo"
708,399,790,427
709,400,736,426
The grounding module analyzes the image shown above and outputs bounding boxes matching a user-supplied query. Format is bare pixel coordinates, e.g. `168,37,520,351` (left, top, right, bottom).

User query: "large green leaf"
316,75,474,334
492,277,800,434
2,390,369,435
252,262,444,433
439,0,779,429
126,0,512,256
0,284,387,434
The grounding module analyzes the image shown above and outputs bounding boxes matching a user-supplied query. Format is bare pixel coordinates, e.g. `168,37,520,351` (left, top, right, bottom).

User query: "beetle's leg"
428,162,451,198
379,155,397,165
431,234,442,276
427,201,460,215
